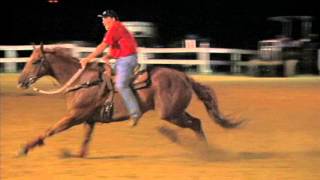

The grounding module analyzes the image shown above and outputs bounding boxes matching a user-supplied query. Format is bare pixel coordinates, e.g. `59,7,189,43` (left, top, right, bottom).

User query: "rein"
32,67,86,94
30,44,89,94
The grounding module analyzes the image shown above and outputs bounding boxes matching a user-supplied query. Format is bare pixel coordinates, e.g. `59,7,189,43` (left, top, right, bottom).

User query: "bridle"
29,44,47,84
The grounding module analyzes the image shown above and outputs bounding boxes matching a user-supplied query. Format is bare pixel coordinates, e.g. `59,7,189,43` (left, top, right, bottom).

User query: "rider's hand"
80,58,91,69
102,56,110,64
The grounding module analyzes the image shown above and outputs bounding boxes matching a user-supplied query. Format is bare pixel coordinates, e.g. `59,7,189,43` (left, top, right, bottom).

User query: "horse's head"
18,44,52,89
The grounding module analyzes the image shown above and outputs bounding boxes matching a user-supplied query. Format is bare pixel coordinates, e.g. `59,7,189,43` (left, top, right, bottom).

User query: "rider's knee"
115,81,129,90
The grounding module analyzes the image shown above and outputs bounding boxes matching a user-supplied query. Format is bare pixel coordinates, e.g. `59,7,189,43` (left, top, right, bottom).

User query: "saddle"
103,65,151,92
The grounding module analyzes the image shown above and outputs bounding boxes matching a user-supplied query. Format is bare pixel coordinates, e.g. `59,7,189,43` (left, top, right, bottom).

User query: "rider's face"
102,17,116,30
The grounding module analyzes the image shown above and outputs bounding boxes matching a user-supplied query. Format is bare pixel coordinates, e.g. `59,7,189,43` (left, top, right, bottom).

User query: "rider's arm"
87,42,109,60
80,42,109,67
102,53,113,63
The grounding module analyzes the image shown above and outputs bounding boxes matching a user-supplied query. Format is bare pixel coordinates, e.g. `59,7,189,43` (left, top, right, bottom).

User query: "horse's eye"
32,59,41,65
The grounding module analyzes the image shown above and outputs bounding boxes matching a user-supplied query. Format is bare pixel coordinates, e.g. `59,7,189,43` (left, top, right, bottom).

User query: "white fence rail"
0,44,257,74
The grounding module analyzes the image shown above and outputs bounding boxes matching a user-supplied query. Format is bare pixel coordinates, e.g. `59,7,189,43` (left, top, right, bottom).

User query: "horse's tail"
187,77,241,128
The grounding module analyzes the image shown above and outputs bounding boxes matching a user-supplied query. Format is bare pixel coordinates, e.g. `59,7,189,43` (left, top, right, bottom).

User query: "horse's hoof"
78,153,87,158
16,147,28,157
60,149,72,158
59,149,85,158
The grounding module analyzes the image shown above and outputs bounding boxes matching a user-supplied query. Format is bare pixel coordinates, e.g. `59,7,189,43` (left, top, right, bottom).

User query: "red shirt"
103,21,138,58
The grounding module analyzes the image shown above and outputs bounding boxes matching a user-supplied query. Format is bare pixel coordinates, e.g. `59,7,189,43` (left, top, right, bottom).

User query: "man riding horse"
17,11,241,157
80,10,141,127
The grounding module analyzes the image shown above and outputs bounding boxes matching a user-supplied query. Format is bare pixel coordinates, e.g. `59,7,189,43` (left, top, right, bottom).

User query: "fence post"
231,53,241,74
4,50,18,73
197,42,212,74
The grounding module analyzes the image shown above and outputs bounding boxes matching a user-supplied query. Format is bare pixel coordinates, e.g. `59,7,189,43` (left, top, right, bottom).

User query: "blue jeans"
115,54,141,118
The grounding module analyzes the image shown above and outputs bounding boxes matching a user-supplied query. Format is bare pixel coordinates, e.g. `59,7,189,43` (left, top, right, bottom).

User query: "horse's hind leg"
184,112,207,142
162,112,207,143
19,114,83,156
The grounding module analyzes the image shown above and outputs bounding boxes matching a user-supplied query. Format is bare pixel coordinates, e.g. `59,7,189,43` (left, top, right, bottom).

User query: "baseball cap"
97,10,119,20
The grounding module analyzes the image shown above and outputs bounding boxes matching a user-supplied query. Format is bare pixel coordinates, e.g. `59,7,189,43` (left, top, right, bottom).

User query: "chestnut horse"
17,45,241,157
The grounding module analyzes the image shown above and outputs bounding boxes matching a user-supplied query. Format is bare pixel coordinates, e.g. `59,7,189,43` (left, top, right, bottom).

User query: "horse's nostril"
17,80,30,89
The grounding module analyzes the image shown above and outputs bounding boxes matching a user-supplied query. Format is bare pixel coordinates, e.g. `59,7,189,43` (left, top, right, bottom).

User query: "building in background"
123,21,157,47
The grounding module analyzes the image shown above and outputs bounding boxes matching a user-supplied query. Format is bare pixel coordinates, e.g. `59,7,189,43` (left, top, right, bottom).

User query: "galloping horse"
18,44,241,157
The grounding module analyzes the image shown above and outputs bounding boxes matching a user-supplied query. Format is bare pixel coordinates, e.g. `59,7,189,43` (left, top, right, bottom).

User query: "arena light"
48,0,59,4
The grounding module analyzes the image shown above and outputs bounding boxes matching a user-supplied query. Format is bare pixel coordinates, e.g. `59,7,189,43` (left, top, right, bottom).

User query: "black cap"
97,10,119,20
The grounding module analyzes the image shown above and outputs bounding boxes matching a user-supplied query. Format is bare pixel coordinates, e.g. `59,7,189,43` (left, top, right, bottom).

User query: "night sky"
2,0,319,49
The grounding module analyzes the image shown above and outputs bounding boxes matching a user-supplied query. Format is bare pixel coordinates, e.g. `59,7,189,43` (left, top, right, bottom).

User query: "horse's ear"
31,42,36,50
40,42,45,55
45,48,55,53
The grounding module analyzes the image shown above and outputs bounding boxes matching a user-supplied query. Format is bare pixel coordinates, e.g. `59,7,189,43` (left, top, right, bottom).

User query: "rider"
80,10,141,127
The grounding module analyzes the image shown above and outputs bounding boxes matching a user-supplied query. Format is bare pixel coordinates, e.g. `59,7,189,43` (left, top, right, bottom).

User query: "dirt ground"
1,74,320,180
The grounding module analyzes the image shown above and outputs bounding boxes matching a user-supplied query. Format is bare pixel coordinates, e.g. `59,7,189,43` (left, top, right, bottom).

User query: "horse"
17,44,241,157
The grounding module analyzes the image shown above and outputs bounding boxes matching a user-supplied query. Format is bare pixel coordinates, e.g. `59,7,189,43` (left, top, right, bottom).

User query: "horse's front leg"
79,121,96,157
19,114,83,156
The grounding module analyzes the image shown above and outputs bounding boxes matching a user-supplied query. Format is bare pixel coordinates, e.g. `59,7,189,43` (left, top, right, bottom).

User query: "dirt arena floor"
1,73,320,179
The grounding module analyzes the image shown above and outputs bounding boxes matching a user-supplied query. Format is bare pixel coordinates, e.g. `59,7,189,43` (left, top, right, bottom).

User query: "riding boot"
128,113,142,127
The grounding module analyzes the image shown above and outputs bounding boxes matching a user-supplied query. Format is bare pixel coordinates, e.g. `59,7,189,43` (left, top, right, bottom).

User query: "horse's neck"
49,56,80,85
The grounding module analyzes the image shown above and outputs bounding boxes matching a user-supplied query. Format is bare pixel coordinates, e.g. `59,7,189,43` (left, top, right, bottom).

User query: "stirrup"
100,101,113,121
100,80,115,122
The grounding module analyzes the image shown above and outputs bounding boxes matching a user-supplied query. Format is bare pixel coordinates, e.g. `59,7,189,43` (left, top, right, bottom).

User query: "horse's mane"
45,46,80,64
44,45,104,72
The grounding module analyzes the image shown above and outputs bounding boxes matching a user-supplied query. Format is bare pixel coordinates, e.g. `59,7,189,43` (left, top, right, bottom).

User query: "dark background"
2,0,319,49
